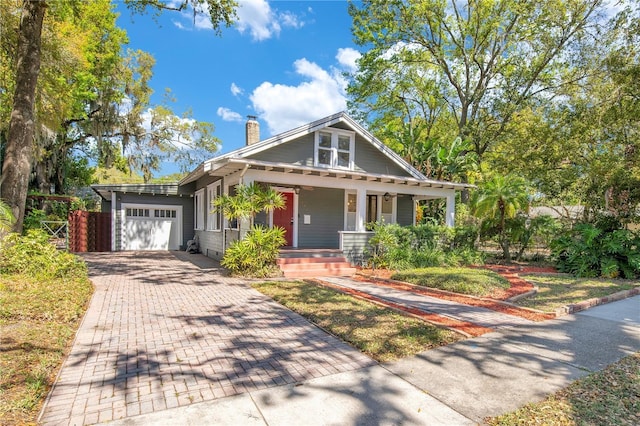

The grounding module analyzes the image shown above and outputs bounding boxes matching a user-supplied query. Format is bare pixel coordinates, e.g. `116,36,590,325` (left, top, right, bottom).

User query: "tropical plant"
221,225,286,277
213,183,285,238
551,223,640,279
0,200,16,234
472,175,531,262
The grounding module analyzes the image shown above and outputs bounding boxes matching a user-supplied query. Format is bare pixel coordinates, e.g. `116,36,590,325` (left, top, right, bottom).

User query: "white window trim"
344,191,357,231
206,181,221,231
313,128,355,170
194,189,205,230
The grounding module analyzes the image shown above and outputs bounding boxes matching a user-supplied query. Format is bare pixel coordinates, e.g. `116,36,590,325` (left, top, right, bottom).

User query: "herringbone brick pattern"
39,252,374,425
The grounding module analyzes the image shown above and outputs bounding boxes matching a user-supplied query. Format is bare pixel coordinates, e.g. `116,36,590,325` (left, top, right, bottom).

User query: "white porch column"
356,187,367,231
445,193,455,227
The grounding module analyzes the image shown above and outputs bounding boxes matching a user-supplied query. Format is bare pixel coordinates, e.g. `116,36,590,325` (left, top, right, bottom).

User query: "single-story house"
92,112,471,263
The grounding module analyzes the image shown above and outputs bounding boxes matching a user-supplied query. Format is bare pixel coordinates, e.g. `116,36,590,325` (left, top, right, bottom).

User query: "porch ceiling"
207,158,473,191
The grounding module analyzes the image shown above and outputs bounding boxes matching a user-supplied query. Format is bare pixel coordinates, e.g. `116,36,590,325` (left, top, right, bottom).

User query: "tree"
472,174,530,262
1,0,237,232
483,3,640,224
1,0,46,232
348,0,604,199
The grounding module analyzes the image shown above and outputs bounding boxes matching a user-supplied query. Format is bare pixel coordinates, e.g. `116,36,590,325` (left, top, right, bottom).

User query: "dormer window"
314,129,355,170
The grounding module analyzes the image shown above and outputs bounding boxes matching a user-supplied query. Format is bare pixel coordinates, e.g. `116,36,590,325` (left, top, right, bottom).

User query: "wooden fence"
68,211,111,252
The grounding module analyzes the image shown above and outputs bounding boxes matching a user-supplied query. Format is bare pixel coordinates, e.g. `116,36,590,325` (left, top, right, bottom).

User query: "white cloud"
230,83,243,97
336,48,361,73
236,0,280,41
217,107,243,122
170,0,305,40
279,11,304,29
249,57,349,134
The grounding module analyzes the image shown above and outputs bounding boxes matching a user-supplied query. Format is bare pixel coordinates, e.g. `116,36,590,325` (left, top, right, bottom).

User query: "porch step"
277,251,356,278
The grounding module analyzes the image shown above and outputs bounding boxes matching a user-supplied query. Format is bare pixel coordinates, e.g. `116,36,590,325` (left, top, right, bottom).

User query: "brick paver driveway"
39,252,374,425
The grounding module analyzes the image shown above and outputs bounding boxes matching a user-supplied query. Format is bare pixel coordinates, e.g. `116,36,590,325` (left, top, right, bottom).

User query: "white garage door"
122,204,182,250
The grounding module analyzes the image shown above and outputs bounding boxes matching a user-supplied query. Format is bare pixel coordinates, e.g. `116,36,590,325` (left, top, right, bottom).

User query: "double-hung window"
194,189,205,230
207,182,221,231
315,129,354,170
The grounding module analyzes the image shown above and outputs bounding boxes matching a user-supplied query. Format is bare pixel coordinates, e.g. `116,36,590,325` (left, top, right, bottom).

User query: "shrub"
364,222,483,269
551,223,640,279
221,225,286,277
0,230,87,279
23,209,47,231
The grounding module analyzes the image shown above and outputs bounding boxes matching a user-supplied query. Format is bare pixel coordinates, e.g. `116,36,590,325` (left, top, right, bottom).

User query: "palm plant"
472,174,530,262
212,182,285,237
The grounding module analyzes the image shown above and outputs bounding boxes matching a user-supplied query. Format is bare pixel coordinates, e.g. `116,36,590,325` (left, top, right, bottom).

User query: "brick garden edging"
556,287,640,315
353,274,556,322
305,278,494,337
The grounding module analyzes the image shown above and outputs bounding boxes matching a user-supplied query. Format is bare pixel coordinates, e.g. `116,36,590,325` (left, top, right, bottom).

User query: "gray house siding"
247,127,413,177
353,135,411,176
248,133,314,166
297,187,344,248
396,194,414,226
193,175,224,259
340,232,373,265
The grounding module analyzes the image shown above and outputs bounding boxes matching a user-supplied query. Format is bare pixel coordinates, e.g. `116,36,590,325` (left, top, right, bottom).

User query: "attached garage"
121,204,182,250
91,183,195,251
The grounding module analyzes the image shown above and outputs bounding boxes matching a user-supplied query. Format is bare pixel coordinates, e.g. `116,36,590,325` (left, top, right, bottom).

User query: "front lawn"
252,280,462,362
488,352,640,425
516,274,640,312
390,267,510,297
0,273,92,424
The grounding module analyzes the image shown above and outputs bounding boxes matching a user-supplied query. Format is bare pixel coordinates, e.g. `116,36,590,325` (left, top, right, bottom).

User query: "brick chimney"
246,115,260,146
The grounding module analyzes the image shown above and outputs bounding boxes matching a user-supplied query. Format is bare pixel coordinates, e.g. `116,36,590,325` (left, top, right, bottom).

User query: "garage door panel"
123,220,175,250
122,204,182,251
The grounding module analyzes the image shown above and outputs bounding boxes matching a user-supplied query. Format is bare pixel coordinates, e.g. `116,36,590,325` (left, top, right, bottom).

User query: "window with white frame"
314,129,354,170
345,192,357,231
207,182,221,231
194,189,205,230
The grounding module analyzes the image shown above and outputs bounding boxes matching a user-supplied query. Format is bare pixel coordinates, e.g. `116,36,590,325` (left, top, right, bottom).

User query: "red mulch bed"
308,279,493,337
355,265,558,322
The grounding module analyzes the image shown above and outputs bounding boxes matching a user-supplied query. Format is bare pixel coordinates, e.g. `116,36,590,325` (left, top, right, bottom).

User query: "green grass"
488,352,640,426
0,273,93,425
390,267,510,297
252,280,462,362
516,274,640,311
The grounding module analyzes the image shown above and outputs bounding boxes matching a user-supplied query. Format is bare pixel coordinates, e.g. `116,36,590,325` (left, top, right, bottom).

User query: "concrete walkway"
321,276,535,329
39,252,640,425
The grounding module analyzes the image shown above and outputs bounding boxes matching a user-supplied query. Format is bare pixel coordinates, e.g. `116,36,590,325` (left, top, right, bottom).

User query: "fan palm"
472,175,530,261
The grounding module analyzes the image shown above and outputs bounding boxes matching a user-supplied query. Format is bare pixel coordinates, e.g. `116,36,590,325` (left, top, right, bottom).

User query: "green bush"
221,225,286,277
551,223,640,279
23,209,47,231
365,222,483,269
0,230,87,279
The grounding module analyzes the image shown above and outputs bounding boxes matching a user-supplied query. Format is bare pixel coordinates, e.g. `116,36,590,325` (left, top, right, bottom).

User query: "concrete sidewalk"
39,252,639,425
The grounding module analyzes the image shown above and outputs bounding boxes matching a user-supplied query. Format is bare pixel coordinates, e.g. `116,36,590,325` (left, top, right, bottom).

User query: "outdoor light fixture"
294,186,300,194
384,192,391,202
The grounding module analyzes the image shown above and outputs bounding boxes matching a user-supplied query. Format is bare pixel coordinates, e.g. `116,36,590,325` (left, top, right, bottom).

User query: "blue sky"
116,0,362,175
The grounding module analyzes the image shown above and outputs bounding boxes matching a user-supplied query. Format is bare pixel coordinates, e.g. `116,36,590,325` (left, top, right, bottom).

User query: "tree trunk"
0,0,46,233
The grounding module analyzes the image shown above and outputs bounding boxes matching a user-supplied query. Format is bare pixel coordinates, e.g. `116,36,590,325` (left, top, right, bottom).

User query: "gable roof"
180,112,473,191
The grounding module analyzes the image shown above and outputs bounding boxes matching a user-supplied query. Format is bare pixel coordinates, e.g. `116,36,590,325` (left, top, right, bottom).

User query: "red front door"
273,192,294,246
